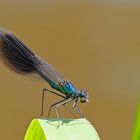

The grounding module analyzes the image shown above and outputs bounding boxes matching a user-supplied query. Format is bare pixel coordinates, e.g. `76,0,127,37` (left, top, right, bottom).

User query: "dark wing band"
0,29,64,83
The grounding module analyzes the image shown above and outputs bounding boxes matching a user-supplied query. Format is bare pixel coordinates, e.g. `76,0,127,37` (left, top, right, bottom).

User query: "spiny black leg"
40,88,65,117
43,88,65,98
48,98,73,127
73,98,85,118
40,89,45,116
47,98,67,118
54,98,74,127
63,103,78,118
55,108,60,127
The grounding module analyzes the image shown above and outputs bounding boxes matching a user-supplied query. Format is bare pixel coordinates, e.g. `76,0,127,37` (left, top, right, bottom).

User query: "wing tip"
0,28,11,34
0,28,11,46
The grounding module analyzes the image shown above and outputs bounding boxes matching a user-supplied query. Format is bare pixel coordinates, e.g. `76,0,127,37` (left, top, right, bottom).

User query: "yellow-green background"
0,1,139,140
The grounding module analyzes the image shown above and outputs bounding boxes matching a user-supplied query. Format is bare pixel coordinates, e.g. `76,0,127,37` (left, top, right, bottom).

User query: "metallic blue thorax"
64,82,77,96
48,80,78,97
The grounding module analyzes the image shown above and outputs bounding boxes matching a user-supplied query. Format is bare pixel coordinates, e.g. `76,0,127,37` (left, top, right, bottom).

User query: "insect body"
0,29,89,122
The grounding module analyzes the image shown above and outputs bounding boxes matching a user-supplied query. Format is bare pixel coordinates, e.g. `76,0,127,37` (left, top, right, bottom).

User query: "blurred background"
0,0,139,140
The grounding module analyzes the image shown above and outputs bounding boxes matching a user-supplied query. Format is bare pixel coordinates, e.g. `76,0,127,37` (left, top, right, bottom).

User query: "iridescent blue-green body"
48,80,77,97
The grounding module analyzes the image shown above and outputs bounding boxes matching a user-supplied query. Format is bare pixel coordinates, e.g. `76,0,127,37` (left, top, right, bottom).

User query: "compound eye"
80,89,84,92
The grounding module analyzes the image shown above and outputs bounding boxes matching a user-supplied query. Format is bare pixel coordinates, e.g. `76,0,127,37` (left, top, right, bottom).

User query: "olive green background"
0,1,139,140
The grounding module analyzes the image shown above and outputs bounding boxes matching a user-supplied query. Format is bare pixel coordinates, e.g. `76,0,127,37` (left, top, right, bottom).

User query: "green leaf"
132,100,140,140
24,118,100,140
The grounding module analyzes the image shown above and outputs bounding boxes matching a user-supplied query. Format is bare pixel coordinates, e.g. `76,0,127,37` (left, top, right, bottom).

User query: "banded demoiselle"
0,29,89,125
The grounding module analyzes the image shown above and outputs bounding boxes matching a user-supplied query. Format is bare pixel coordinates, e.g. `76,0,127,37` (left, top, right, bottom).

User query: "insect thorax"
49,80,78,97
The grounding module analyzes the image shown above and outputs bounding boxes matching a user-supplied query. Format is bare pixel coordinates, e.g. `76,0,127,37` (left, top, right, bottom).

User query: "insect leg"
72,98,85,118
63,102,78,118
40,88,65,117
47,97,73,118
48,98,73,127
47,98,67,118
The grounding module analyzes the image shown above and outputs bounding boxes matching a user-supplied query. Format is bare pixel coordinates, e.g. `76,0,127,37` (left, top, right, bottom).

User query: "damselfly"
0,29,89,125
